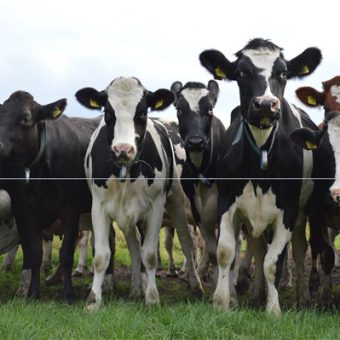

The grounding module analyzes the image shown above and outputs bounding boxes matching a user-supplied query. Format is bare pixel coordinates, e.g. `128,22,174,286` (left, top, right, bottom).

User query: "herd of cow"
0,38,340,316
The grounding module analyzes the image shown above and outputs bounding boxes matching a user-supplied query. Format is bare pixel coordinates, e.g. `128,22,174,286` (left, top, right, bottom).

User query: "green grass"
0,228,340,339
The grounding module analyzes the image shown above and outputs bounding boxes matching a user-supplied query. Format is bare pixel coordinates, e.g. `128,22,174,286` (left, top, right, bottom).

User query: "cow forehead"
241,48,281,74
181,88,209,112
330,85,340,104
106,77,145,115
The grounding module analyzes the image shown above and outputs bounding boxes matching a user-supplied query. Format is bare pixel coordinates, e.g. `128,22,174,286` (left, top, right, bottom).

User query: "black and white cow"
170,80,226,285
0,91,100,302
291,76,340,302
75,77,203,311
199,38,322,315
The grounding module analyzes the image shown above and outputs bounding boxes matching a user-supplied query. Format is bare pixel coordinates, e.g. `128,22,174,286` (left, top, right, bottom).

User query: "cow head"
170,80,219,169
293,77,340,205
75,77,174,165
0,91,66,161
199,38,322,131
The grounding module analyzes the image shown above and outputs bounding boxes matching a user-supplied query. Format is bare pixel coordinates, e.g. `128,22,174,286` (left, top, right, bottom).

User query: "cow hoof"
266,303,281,317
64,293,75,305
213,294,229,311
46,274,63,286
72,270,84,278
145,287,160,305
86,290,100,312
166,269,178,277
41,263,52,274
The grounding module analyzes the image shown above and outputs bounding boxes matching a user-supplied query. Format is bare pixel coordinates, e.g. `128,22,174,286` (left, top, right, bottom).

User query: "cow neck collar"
114,131,155,182
25,122,47,185
187,126,214,187
232,117,279,171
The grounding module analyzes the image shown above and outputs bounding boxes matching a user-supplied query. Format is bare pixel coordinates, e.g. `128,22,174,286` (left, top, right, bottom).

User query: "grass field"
0,229,340,339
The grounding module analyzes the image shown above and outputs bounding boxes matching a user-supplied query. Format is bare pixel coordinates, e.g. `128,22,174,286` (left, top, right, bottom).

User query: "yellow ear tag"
154,99,164,109
215,67,226,79
90,99,100,108
307,95,317,106
306,141,317,150
299,65,310,75
52,107,62,118
261,117,271,126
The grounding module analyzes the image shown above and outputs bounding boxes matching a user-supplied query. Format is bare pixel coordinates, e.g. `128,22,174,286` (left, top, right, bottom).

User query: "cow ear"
208,80,219,104
287,47,322,79
199,49,237,81
148,89,175,111
290,127,324,150
38,99,67,121
170,81,183,105
296,87,324,107
75,87,107,110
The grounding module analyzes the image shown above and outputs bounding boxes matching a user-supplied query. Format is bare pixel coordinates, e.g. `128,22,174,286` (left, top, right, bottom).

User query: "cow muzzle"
331,188,340,205
112,143,136,162
249,96,281,128
185,136,206,152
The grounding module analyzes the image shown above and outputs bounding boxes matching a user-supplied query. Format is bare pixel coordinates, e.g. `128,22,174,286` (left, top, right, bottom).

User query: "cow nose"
253,96,280,114
187,136,205,151
112,144,135,161
331,189,340,204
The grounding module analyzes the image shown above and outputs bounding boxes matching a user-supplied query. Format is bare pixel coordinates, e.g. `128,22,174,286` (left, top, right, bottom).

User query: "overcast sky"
0,0,338,125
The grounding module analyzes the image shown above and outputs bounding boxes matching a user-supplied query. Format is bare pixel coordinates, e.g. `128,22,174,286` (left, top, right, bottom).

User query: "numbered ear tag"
260,150,268,170
119,165,127,182
25,168,30,185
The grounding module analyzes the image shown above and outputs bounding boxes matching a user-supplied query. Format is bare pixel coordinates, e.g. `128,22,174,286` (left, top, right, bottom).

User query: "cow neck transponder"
232,117,279,170
25,122,47,184
188,126,214,187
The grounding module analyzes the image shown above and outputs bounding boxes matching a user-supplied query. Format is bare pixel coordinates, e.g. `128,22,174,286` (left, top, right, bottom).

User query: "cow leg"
237,231,253,294
124,226,143,299
166,180,203,296
41,235,53,274
198,224,218,286
328,229,340,267
291,216,310,307
213,210,236,310
103,227,115,295
3,245,19,271
27,225,43,299
249,235,266,305
59,211,79,304
73,231,90,277
86,201,111,312
309,214,334,304
264,223,291,316
164,227,176,276
141,198,168,305
233,233,242,286
280,244,293,289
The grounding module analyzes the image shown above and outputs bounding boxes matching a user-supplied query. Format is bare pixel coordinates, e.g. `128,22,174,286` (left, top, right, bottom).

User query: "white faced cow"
199,38,322,315
76,77,203,311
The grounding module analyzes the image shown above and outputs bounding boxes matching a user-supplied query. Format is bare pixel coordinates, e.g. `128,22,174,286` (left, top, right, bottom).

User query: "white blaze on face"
242,48,281,98
106,77,145,156
328,115,340,191
181,88,209,168
181,88,209,112
330,85,340,104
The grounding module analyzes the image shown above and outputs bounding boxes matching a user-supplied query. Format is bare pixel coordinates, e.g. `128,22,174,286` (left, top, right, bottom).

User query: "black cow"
75,77,203,311
170,80,226,286
0,91,100,302
199,38,322,315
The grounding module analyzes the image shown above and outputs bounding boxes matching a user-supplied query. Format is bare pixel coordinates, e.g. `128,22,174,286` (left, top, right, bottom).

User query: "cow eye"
177,109,183,118
208,105,214,116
